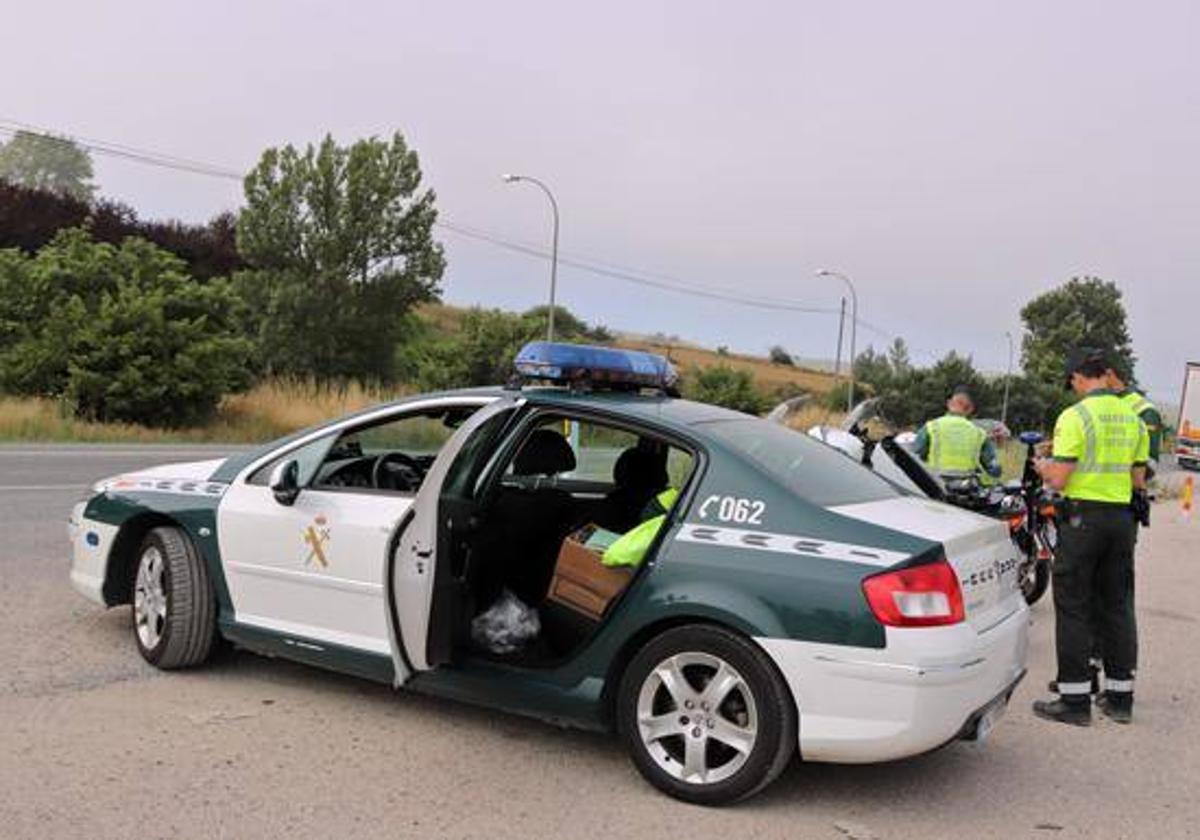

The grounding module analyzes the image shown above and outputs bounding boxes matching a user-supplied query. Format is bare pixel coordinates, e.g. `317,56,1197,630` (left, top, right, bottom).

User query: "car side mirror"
269,460,301,506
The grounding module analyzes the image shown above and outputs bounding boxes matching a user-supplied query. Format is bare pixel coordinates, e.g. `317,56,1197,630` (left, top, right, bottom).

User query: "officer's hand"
1034,441,1052,458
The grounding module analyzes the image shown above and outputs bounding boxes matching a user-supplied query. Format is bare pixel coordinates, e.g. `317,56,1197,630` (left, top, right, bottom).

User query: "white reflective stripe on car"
675,524,908,566
1057,681,1092,695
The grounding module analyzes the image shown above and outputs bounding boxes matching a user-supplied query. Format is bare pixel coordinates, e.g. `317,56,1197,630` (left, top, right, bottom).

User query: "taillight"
861,557,965,627
1039,504,1057,518
1006,514,1025,532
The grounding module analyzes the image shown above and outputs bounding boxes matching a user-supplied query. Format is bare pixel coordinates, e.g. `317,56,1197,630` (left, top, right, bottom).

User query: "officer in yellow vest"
1106,360,1162,477
912,386,1001,482
1032,348,1149,726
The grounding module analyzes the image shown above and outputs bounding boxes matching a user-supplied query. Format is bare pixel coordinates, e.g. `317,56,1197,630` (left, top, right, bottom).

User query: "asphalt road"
2,445,1198,839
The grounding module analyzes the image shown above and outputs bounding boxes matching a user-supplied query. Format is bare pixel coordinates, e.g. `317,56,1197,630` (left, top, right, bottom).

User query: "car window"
247,433,337,487
704,418,903,506
509,414,694,495
312,404,482,493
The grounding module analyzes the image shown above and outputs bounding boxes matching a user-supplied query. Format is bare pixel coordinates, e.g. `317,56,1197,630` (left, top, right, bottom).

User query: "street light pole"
1001,330,1014,428
817,270,858,413
502,174,560,342
833,296,846,381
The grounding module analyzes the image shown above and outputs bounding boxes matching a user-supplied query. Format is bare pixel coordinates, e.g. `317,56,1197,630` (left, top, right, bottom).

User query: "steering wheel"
372,452,425,492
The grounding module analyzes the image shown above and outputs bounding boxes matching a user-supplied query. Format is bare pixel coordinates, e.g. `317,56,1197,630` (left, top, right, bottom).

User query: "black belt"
1062,498,1131,512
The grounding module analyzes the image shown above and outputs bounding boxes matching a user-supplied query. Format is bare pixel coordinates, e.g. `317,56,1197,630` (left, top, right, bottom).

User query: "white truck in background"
1177,362,1200,470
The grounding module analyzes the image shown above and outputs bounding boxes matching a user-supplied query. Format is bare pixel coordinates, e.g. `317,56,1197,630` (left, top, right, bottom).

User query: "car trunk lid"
830,496,1023,632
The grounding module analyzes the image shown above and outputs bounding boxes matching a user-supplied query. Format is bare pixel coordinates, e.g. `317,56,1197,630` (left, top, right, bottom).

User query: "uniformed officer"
1106,360,1163,476
912,385,1002,483
1032,348,1149,726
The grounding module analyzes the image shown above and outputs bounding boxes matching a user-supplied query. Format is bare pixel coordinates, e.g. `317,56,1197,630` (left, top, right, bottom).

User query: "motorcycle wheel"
1020,558,1051,605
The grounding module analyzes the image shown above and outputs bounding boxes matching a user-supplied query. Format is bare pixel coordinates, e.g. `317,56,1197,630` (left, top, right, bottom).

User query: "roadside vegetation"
0,129,1153,445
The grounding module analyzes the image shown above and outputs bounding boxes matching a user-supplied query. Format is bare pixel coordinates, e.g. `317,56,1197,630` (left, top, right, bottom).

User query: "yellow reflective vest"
603,488,679,568
924,414,988,476
1052,391,1149,503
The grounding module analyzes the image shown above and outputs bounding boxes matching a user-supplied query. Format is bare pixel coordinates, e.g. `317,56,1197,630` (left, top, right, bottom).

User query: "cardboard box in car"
546,525,634,621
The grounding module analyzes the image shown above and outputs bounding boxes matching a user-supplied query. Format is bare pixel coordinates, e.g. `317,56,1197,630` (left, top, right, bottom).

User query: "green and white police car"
69,343,1027,804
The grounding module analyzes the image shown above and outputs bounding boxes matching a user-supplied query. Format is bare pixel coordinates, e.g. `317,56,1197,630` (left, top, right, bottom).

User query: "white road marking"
0,484,87,491
0,449,242,457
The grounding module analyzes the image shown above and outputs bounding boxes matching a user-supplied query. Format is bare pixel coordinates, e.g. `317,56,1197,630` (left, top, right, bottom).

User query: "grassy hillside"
0,303,840,443
419,302,841,395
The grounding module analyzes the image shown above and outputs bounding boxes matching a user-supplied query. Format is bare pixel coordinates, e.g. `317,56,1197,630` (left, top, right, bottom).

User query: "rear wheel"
132,526,216,669
616,625,796,805
1019,558,1051,605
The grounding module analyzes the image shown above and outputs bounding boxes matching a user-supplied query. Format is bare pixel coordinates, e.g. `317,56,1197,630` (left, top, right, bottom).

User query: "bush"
768,345,794,366
682,365,768,415
0,182,244,280
0,229,252,426
409,305,614,391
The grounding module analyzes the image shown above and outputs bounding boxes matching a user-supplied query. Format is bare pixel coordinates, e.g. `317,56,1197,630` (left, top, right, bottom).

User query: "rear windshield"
703,419,903,507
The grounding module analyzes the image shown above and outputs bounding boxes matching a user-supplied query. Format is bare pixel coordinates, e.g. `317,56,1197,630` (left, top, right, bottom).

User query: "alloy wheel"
635,651,759,785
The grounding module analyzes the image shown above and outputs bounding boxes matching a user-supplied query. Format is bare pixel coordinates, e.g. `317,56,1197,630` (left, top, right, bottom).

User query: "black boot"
1032,697,1092,726
1095,693,1133,724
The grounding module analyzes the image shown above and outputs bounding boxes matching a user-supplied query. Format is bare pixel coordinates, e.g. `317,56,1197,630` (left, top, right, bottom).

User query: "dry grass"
620,337,840,395
0,379,408,445
782,404,847,432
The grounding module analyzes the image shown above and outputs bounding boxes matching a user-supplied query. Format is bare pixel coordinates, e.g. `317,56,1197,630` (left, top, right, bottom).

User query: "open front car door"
388,398,519,682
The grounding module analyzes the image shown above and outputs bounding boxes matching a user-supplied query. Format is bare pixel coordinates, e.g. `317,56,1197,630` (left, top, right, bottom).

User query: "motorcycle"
937,432,1057,604
802,399,1056,605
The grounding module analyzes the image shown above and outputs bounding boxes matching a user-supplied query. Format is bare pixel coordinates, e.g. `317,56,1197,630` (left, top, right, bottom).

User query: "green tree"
683,365,767,415
236,132,443,382
1020,277,1135,387
0,229,252,426
411,305,611,390
0,130,96,200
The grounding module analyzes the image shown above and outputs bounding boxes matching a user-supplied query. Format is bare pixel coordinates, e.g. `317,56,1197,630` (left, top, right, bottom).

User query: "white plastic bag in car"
470,589,541,654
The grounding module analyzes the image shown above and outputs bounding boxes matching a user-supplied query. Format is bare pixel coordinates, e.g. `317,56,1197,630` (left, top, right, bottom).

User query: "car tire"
131,526,216,669
616,624,796,805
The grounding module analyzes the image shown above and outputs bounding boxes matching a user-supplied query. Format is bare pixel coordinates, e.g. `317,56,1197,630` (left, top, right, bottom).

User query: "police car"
68,343,1028,804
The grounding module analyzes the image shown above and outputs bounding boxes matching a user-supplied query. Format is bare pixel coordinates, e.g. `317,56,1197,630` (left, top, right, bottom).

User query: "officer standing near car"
1107,360,1162,481
1032,348,1149,726
912,385,1002,482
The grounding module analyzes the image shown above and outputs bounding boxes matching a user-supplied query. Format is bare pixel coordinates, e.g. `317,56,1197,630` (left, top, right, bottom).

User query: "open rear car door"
387,398,519,684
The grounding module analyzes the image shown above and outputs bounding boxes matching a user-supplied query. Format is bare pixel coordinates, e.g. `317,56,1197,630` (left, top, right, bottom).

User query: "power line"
0,117,910,343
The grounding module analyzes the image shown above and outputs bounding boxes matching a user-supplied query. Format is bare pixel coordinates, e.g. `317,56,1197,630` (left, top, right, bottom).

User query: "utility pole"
1001,330,1014,429
817,270,859,413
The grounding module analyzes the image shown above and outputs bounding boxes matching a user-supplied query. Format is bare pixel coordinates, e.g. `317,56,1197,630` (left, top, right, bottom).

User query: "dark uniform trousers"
1054,501,1137,702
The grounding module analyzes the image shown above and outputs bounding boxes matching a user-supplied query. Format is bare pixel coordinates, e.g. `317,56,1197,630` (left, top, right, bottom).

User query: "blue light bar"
512,342,679,392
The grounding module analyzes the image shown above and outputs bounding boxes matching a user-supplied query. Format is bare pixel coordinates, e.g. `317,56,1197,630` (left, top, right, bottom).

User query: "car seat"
482,429,579,606
592,446,669,533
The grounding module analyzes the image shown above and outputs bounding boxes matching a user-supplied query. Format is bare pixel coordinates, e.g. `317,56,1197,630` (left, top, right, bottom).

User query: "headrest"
612,447,668,491
513,429,577,476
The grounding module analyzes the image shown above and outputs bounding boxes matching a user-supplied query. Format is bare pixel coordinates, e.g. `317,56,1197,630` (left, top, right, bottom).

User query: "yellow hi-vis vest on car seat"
1052,391,1149,504
924,414,987,476
603,488,679,568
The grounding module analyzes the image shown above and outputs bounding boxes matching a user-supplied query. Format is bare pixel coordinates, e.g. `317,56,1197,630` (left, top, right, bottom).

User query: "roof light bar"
511,342,679,394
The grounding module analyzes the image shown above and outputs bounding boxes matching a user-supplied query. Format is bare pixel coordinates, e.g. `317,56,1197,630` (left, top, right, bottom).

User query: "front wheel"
616,625,796,805
132,526,216,669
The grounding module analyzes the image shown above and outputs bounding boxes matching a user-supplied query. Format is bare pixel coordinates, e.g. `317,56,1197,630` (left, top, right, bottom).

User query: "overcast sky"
5,0,1196,403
